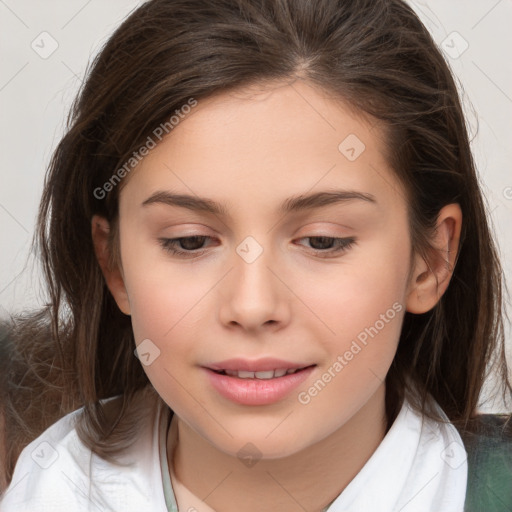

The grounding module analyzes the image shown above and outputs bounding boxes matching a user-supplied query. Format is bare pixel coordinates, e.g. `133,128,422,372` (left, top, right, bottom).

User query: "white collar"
326,392,468,511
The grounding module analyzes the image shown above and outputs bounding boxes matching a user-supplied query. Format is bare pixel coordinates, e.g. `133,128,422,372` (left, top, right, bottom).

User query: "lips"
204,363,316,405
206,357,312,373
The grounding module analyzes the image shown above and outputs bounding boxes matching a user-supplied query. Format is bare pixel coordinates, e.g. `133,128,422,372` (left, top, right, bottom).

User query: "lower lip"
204,366,315,405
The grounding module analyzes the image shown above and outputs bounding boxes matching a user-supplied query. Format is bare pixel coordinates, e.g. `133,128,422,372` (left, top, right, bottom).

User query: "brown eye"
158,235,213,257
296,236,356,257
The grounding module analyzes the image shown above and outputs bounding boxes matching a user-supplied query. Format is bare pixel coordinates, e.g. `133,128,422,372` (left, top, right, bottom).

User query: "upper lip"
205,358,314,372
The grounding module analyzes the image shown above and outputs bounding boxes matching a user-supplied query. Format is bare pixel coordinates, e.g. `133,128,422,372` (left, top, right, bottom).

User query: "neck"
169,383,391,512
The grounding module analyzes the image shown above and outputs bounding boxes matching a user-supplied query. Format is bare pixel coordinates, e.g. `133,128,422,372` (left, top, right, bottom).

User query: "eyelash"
158,235,356,259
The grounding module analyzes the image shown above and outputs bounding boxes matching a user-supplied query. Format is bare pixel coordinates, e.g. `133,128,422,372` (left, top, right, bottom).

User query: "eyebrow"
142,189,377,216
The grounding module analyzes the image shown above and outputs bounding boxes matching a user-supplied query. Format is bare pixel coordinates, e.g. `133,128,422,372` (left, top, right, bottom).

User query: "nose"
217,243,291,333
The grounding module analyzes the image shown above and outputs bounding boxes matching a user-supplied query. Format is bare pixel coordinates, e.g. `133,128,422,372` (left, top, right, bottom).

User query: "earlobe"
406,204,462,314
91,214,131,315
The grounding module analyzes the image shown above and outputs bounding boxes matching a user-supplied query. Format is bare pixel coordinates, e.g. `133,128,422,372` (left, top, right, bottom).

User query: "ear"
91,214,131,315
406,203,462,314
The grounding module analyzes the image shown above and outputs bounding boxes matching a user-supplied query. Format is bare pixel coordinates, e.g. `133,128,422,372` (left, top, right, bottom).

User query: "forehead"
119,80,406,219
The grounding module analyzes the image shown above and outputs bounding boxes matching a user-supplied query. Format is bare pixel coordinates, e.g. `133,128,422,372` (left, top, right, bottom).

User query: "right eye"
158,235,215,258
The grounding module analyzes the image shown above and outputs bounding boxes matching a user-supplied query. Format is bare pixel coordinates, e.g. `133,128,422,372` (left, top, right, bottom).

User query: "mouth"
209,365,315,380
204,362,317,405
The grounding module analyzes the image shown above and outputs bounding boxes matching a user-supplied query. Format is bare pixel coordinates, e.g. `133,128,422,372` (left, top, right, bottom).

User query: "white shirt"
0,387,467,511
0,388,169,511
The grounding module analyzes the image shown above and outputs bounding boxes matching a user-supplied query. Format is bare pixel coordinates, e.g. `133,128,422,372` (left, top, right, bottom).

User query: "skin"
92,79,462,512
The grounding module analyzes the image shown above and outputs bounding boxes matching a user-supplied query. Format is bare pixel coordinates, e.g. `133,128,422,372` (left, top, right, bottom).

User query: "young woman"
1,0,511,510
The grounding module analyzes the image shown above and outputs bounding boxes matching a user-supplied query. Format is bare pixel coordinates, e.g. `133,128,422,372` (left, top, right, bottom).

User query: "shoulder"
0,405,88,512
456,413,512,512
0,387,169,512
459,412,512,457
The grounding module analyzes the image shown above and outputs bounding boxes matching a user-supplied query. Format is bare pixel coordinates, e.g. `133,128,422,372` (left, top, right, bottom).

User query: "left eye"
295,236,356,256
158,235,356,258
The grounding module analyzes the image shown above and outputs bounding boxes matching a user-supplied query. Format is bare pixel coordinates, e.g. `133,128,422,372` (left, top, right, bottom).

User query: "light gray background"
1,0,511,411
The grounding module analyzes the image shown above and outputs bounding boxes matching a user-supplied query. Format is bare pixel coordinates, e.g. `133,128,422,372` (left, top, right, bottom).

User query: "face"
110,80,417,459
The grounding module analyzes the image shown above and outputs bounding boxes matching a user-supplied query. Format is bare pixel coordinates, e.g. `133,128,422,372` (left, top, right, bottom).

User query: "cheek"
127,270,212,361
308,235,409,341
119,237,215,382
305,232,409,394
122,256,210,412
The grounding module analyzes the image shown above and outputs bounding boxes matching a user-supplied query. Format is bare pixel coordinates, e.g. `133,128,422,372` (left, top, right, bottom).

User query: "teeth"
254,371,275,379
239,370,256,379
221,368,302,379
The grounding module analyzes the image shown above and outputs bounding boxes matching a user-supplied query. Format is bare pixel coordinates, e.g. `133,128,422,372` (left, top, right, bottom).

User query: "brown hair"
0,310,81,491
3,0,511,486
